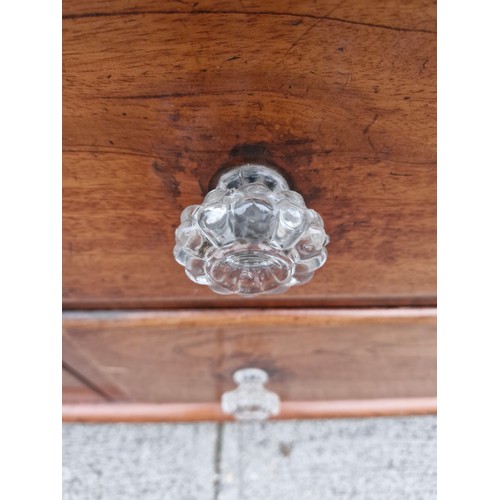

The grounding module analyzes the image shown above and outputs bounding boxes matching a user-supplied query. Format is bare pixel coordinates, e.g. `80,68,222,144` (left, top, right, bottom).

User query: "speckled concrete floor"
63,416,436,500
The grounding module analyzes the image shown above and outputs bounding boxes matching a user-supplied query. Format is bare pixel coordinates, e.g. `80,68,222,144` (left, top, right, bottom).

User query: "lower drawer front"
63,309,436,406
62,367,106,403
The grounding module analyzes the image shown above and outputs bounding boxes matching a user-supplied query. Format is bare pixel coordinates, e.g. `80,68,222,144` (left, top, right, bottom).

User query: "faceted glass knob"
173,164,329,296
221,368,280,421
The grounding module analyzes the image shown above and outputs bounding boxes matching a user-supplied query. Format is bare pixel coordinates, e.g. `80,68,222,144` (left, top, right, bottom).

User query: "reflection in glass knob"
221,368,280,421
173,163,329,296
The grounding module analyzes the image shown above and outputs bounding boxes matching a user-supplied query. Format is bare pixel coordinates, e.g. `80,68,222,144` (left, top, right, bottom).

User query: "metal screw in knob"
173,163,329,296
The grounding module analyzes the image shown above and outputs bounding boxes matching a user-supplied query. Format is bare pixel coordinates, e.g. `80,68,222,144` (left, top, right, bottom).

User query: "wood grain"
63,1,436,309
62,397,437,422
62,309,436,404
62,367,107,403
62,0,437,33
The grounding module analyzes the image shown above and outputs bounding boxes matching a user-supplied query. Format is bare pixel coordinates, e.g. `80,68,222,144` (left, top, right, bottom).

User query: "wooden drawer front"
63,1,436,309
63,309,436,404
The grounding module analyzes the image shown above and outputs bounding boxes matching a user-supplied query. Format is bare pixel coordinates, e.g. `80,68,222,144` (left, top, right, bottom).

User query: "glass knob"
173,163,329,296
221,368,280,421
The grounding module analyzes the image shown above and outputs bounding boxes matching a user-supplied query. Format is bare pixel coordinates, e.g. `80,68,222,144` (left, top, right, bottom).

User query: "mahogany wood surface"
63,397,437,423
62,0,436,33
62,309,436,404
62,366,107,403
63,0,436,309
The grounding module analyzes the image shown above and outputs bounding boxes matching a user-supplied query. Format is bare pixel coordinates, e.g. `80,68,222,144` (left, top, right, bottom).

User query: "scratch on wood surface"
283,6,340,57
420,57,430,74
62,10,436,34
363,114,379,153
284,17,325,56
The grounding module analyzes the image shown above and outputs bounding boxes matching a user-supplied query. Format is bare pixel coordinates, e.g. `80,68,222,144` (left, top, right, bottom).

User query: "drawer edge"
62,398,437,423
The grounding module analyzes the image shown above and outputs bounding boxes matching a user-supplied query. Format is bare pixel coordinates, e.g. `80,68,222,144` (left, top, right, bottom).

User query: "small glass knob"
221,368,280,421
173,164,329,296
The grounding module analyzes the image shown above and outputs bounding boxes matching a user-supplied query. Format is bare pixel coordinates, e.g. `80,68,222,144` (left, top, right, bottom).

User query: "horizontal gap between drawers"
63,297,437,311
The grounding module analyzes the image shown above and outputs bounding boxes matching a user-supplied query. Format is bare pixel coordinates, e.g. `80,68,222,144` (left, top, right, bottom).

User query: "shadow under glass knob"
173,164,329,296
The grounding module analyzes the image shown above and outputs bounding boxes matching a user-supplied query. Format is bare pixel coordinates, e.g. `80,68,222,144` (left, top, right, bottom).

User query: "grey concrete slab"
62,423,218,500
218,416,436,500
62,416,436,500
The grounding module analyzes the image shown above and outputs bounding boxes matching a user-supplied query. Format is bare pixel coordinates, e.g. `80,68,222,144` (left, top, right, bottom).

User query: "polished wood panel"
62,0,436,33
63,1,436,309
63,397,437,422
63,309,436,404
62,367,107,403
